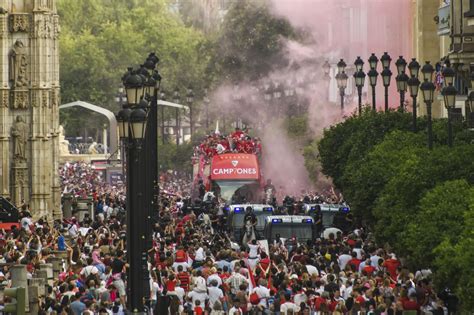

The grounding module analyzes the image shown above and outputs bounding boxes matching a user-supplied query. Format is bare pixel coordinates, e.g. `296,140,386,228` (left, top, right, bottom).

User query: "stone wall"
0,0,60,220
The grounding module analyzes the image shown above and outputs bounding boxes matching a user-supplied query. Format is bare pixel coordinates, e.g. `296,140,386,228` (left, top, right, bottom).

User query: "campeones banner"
210,154,260,180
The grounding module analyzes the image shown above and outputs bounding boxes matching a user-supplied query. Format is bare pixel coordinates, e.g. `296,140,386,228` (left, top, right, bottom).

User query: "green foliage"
317,110,413,188
286,115,308,139
404,180,473,268
59,0,212,134
373,145,474,251
303,140,320,184
433,207,474,311
214,0,296,82
341,130,425,223
158,140,193,174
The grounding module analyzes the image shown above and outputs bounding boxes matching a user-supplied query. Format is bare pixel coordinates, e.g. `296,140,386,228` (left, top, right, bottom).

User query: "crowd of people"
0,160,457,315
195,128,262,160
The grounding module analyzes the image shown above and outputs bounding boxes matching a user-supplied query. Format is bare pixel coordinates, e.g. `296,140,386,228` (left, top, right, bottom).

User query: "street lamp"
381,66,392,112
354,70,366,115
186,88,194,141
421,61,435,82
442,66,455,87
368,67,378,110
408,58,421,79
115,88,127,106
337,59,347,74
116,52,161,312
380,52,392,69
395,71,409,112
336,70,348,110
420,78,436,149
408,75,420,132
368,53,379,70
395,56,407,76
442,83,457,147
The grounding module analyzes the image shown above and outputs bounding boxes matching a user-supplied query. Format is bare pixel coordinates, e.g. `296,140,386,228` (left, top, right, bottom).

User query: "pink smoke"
208,0,414,193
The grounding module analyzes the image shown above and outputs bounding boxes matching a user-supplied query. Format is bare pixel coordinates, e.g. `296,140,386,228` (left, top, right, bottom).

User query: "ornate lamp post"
408,58,421,131
336,60,348,110
420,77,435,149
442,82,457,147
368,53,379,110
395,71,409,112
408,75,420,131
116,52,161,313
395,56,408,112
421,61,435,82
354,73,365,116
380,52,392,112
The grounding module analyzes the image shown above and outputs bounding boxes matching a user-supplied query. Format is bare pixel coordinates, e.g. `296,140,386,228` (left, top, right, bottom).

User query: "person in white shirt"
187,289,208,307
228,304,243,315
207,280,224,309
207,268,223,287
247,240,260,270
280,293,300,315
252,279,270,311
338,249,353,270
192,270,207,293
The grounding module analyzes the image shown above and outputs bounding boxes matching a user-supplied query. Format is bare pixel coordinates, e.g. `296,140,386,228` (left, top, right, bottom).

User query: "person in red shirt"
363,260,376,276
165,273,177,294
347,251,362,272
383,253,401,281
400,292,420,311
231,127,244,139
177,265,190,291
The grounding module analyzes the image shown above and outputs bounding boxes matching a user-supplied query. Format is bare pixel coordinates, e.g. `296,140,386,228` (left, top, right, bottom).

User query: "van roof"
304,204,350,212
229,204,274,213
265,215,314,223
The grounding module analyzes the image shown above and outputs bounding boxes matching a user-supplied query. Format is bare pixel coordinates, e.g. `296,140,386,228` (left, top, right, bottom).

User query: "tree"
340,130,425,224
317,110,414,188
404,180,473,268
214,0,296,82
58,0,213,136
373,145,474,250
433,195,474,311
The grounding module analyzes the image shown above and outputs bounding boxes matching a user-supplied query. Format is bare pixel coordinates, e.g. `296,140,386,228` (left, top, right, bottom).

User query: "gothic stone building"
0,0,61,219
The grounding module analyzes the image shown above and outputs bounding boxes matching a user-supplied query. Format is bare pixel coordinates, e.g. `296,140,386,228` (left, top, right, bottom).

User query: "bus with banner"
193,152,263,204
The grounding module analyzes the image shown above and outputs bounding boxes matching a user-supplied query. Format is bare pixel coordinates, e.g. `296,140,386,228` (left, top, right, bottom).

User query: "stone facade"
0,0,60,220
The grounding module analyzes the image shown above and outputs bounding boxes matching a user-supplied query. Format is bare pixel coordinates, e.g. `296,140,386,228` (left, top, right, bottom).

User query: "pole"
400,91,405,112
340,88,344,110
372,85,376,110
447,108,453,147
357,86,362,116
412,95,417,132
427,101,433,150
175,108,179,146
188,101,193,142
161,105,165,144
384,86,389,112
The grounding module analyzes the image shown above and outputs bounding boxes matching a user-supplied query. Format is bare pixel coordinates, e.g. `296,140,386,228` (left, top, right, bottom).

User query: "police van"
304,203,351,232
263,215,316,243
226,204,274,241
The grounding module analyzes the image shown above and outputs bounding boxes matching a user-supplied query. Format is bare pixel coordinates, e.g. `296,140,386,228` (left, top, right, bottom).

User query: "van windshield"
269,224,313,241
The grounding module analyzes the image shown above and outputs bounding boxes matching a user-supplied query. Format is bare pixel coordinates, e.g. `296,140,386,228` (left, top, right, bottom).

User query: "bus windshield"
214,180,260,203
